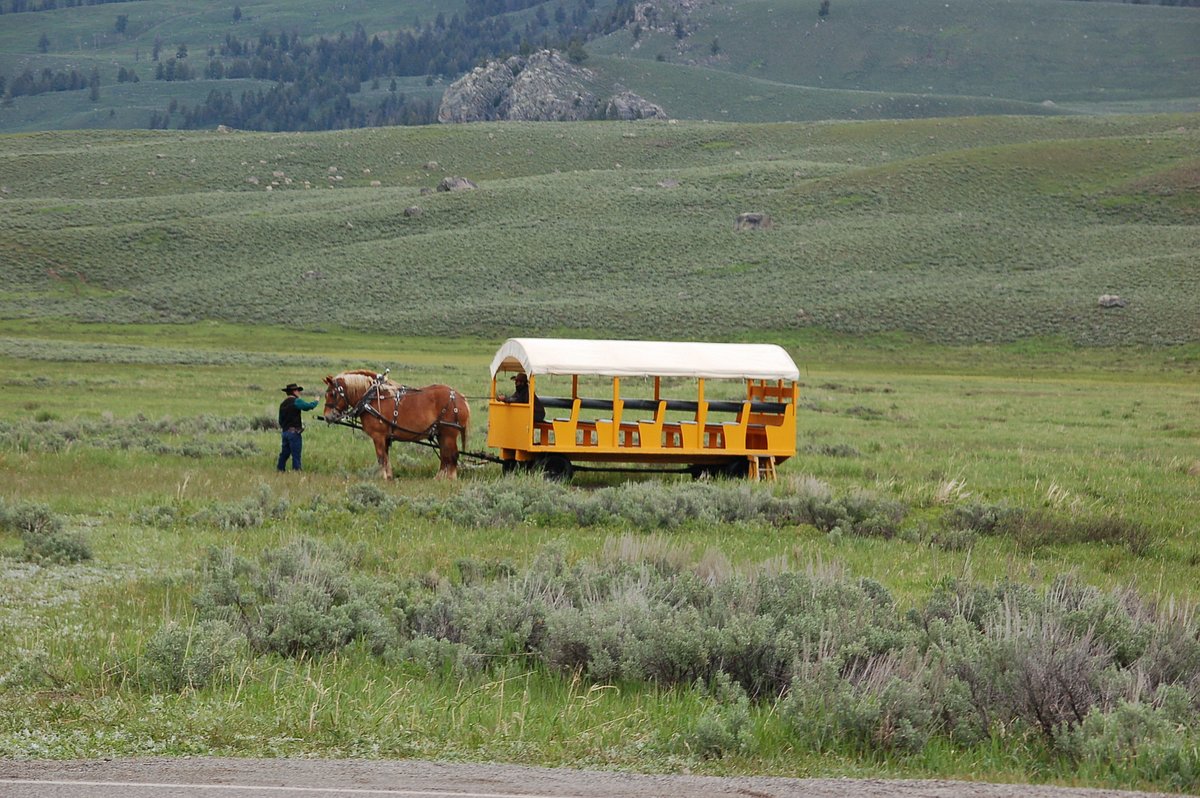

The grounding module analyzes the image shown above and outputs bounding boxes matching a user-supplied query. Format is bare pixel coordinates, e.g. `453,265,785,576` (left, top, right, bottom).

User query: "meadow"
2,114,1199,347
1,322,1199,791
1,108,1199,789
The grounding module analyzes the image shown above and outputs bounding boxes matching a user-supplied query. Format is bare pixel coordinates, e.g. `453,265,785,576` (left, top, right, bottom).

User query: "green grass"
2,116,1197,346
1,323,1199,791
589,0,1200,107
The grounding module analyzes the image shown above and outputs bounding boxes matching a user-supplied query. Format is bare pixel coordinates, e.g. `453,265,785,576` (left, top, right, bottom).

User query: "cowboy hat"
282,383,304,392
511,373,528,382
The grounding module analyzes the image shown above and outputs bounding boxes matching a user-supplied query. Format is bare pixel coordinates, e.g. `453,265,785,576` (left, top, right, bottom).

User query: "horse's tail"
457,394,471,452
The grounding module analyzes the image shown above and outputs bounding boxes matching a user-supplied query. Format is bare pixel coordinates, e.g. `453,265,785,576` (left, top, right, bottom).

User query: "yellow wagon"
486,338,799,480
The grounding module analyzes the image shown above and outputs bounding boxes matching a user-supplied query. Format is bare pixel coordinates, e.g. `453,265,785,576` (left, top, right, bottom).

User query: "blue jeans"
277,430,303,471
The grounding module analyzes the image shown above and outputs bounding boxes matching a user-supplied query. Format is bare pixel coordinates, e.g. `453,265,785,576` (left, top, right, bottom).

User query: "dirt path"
0,758,1187,798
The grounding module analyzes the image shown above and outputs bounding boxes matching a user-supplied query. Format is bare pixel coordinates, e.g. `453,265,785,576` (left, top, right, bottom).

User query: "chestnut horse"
322,370,470,479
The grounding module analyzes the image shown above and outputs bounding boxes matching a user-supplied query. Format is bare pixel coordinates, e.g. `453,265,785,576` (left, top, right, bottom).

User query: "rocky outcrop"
437,50,666,123
604,90,667,121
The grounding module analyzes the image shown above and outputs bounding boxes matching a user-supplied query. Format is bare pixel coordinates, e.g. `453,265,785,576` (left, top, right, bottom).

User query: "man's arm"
296,397,319,411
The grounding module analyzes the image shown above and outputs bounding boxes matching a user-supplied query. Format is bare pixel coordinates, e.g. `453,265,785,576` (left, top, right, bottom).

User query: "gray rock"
605,90,667,121
437,176,477,192
437,49,666,123
735,212,773,231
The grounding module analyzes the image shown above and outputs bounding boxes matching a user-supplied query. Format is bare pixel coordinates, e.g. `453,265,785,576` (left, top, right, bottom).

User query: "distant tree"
819,0,830,17
232,4,241,23
114,14,127,34
673,19,685,39
37,32,49,53
710,36,720,55
566,36,586,63
152,36,162,61
176,43,188,59
88,67,99,101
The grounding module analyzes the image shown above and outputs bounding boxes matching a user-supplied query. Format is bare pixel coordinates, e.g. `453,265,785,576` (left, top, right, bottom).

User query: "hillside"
0,0,1196,132
1,114,1197,345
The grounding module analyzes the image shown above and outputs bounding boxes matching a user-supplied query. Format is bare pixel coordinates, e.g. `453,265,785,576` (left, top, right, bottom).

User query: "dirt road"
0,758,1187,798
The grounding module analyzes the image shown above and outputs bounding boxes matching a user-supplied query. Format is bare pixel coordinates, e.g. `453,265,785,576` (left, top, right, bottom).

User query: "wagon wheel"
537,454,574,482
501,458,520,475
722,458,750,479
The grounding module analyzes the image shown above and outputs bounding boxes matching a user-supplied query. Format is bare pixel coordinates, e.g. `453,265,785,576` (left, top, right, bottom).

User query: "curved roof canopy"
490,338,799,381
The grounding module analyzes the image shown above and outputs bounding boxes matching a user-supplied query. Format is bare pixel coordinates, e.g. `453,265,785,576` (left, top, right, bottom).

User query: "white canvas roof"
490,338,799,381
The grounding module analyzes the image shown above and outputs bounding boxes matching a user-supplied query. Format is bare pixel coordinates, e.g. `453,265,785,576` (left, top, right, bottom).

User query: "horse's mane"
335,369,401,400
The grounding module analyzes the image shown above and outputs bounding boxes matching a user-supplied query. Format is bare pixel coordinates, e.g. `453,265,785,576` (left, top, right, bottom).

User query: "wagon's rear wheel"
537,454,574,482
722,458,750,479
501,458,520,475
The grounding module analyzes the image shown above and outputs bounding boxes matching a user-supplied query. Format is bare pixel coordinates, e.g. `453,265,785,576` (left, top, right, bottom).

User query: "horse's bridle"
323,375,386,425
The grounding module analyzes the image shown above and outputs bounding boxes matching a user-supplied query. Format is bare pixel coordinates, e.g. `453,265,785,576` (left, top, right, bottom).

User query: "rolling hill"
1,114,1197,345
0,0,1196,132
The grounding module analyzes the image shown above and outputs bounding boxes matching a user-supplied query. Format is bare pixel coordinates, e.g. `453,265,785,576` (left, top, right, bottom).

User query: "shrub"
784,654,936,756
388,635,482,677
0,647,64,691
21,527,92,565
1058,699,1200,792
2,501,92,564
193,538,396,657
0,501,63,537
140,619,243,691
133,503,180,528
345,482,395,513
686,672,753,758
945,502,1152,554
189,485,288,530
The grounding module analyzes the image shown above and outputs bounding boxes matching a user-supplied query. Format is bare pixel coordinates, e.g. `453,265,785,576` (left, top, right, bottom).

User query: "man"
503,372,545,423
277,382,318,472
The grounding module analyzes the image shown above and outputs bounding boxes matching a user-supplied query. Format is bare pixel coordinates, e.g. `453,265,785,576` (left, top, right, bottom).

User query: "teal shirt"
294,397,318,411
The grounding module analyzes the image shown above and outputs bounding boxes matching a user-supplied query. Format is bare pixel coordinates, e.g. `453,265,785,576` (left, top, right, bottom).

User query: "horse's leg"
436,428,458,480
373,433,392,480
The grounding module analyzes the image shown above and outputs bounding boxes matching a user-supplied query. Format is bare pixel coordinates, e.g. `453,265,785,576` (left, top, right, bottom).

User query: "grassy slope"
1,115,1197,345
1,0,1197,130
588,0,1200,106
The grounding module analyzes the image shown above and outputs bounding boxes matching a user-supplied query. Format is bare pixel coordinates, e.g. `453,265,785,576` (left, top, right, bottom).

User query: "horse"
322,369,470,480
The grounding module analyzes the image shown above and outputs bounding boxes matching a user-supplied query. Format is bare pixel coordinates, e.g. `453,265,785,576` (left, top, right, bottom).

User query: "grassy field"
1,104,1198,788
1,322,1199,790
0,0,1196,131
592,0,1200,106
2,115,1198,345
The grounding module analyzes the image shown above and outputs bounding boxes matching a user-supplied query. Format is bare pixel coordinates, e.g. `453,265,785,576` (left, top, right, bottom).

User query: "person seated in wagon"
502,372,545,423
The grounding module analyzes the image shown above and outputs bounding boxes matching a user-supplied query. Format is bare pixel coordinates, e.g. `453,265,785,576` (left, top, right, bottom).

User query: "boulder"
1098,294,1128,308
604,90,667,121
735,212,773,231
437,49,667,123
437,176,477,192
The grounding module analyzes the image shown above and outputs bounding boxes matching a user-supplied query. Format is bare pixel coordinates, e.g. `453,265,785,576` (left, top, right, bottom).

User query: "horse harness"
328,376,463,445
